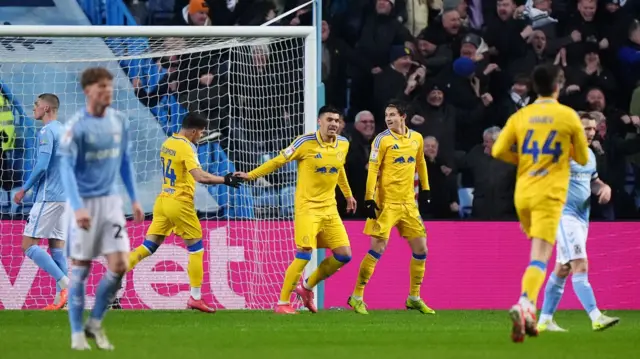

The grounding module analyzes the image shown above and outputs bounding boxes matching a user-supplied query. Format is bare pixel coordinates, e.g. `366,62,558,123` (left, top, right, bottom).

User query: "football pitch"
1,310,638,359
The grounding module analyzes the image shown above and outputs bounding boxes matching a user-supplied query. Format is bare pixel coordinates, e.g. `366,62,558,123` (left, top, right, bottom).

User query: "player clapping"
14,93,69,310
59,67,144,350
234,105,357,314
348,100,434,315
127,112,243,313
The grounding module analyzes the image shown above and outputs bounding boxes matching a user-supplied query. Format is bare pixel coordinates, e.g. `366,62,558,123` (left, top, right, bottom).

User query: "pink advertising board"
1,220,638,310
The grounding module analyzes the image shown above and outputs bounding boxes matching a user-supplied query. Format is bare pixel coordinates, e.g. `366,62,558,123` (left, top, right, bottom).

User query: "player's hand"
13,189,25,204
599,38,609,49
596,184,612,204
450,202,459,212
75,208,91,231
571,30,582,42
345,196,357,214
233,171,249,180
224,173,244,188
421,190,431,204
132,201,144,223
363,200,379,219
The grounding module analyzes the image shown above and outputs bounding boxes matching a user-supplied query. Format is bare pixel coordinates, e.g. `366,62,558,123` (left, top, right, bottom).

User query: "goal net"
0,25,318,310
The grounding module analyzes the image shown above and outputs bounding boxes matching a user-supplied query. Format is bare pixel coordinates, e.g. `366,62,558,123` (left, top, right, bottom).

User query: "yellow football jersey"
247,131,352,213
492,98,589,203
157,134,201,202
365,128,430,204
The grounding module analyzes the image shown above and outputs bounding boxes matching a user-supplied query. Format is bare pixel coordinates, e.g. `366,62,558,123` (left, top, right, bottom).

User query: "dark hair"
513,74,531,87
181,112,208,130
580,112,595,121
37,93,60,110
80,67,114,89
531,64,562,97
385,99,408,116
318,105,341,117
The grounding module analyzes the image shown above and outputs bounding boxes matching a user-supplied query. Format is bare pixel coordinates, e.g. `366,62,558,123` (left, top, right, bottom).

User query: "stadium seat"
458,188,474,218
147,0,176,25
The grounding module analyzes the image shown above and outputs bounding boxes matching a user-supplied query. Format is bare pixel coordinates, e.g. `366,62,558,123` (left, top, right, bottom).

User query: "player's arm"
21,129,54,193
181,144,240,187
245,138,304,181
416,135,430,191
337,167,353,198
491,115,519,165
364,137,388,201
58,124,84,212
570,112,590,166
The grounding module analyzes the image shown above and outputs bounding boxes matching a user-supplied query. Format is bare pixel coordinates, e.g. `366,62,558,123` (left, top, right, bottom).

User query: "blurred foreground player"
348,100,434,315
537,114,620,332
127,113,243,313
491,64,590,343
234,105,357,314
59,67,145,350
14,93,69,310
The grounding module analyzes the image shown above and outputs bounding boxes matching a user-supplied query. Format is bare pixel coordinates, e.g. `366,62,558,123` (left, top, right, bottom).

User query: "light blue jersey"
59,107,137,211
22,121,66,202
563,148,598,224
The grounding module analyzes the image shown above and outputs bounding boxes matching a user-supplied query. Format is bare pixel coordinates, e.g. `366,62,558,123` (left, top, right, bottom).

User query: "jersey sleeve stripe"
292,134,317,149
373,130,390,149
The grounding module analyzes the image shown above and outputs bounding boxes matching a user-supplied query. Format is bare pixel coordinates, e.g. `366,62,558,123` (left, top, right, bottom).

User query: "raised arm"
491,116,519,165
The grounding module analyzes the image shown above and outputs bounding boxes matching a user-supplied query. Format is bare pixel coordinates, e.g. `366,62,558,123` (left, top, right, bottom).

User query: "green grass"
1,310,638,359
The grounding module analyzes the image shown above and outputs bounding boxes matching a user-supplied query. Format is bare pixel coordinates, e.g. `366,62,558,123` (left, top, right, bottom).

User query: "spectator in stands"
493,74,531,127
508,30,554,80
419,135,459,219
174,0,211,25
0,93,18,192
456,126,516,220
564,41,617,108
617,20,640,106
343,110,375,218
562,0,608,65
422,8,466,58
484,0,532,69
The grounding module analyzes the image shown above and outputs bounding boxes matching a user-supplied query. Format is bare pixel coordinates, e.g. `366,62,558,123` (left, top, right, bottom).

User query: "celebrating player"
59,67,144,350
127,112,243,313
491,64,590,343
537,113,620,332
234,105,357,314
14,93,69,310
347,100,434,315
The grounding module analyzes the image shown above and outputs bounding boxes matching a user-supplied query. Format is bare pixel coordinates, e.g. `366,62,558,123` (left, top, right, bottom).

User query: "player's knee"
48,238,65,249
370,237,387,254
555,264,571,278
108,261,128,276
571,259,588,274
21,237,37,253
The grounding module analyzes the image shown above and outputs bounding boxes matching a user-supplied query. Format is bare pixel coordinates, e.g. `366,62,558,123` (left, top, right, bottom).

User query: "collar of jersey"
534,97,557,104
389,126,411,139
315,130,338,148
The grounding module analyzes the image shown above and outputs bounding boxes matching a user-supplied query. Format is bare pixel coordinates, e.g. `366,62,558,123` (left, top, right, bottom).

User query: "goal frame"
0,25,320,310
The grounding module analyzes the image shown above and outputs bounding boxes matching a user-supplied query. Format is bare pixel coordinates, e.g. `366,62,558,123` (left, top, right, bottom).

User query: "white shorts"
24,202,69,240
555,214,588,265
66,195,130,261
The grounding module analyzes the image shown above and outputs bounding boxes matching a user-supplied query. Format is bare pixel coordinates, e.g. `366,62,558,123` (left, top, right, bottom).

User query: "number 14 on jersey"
522,129,563,163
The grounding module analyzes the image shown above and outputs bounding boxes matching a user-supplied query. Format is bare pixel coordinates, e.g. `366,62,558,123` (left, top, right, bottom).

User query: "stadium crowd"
121,0,640,220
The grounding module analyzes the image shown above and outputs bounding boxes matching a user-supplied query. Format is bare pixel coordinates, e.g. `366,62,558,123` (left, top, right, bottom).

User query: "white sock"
58,276,70,290
277,300,289,305
589,308,602,322
86,317,101,328
190,287,201,300
303,280,312,290
518,296,535,312
408,295,420,301
538,314,553,323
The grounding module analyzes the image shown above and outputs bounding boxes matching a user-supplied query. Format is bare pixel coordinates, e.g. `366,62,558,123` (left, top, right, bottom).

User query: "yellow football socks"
306,254,351,288
128,239,159,272
279,253,311,303
521,260,547,305
187,241,205,290
353,250,381,298
409,253,427,298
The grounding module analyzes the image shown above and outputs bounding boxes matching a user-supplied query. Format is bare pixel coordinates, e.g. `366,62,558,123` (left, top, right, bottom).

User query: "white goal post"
0,25,318,310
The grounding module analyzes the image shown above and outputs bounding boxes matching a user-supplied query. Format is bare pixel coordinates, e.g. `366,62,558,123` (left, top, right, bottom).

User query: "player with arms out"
347,100,434,315
14,93,69,310
59,67,144,350
234,105,357,314
491,64,590,343
127,112,243,313
537,113,619,332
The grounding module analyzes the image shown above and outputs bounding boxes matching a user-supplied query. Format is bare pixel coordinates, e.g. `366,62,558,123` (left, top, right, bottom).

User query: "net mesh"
0,33,309,310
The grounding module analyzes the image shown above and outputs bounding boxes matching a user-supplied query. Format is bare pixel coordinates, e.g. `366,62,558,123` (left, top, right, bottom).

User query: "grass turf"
0,310,638,359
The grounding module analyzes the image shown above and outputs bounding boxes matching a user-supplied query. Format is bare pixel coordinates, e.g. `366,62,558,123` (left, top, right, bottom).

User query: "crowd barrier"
1,221,637,310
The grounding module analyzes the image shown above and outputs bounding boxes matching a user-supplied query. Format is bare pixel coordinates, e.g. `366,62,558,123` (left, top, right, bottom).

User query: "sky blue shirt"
22,120,66,202
563,148,598,224
58,107,137,211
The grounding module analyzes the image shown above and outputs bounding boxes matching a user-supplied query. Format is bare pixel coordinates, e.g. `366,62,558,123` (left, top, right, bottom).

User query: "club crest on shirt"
411,140,419,149
370,149,379,161
283,146,295,158
113,133,121,143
